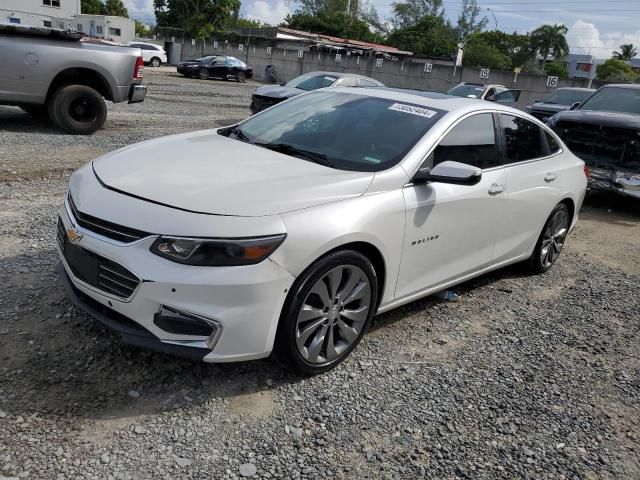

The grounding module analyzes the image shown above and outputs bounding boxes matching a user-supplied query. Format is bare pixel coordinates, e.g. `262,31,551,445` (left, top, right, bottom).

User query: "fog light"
154,306,222,349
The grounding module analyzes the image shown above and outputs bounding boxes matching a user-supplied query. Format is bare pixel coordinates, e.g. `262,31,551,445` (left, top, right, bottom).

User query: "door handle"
488,183,505,195
544,172,558,182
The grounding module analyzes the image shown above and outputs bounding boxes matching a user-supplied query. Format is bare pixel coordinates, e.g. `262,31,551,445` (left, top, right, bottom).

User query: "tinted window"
228,92,446,172
542,89,593,105
359,79,379,87
501,114,545,163
195,56,217,63
546,132,560,153
579,87,640,115
286,73,338,91
432,114,499,169
493,90,518,104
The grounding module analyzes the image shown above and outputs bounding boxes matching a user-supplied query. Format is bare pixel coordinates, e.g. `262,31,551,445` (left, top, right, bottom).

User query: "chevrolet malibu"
56,88,587,374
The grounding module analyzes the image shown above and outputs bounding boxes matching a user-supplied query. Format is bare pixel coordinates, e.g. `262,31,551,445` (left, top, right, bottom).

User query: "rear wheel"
47,84,107,135
150,57,161,67
525,203,570,273
198,68,209,80
273,250,378,375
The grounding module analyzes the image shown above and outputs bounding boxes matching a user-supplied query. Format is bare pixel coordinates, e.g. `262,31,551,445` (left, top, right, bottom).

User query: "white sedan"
56,88,587,374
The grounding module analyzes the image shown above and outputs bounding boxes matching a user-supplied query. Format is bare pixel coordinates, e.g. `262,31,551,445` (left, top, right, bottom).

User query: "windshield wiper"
229,126,251,143
257,143,335,168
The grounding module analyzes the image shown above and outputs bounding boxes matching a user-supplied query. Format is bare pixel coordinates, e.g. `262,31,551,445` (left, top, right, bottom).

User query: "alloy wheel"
295,265,371,364
151,58,160,67
540,209,569,268
199,68,209,80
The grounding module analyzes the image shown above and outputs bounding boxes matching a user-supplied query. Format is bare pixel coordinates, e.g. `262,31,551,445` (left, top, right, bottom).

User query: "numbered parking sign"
266,46,272,55
335,53,342,63
298,50,303,58
376,58,383,68
546,76,558,88
424,63,433,73
480,68,490,79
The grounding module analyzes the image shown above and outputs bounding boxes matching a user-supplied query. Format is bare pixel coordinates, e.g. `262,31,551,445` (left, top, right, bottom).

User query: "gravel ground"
1,70,639,480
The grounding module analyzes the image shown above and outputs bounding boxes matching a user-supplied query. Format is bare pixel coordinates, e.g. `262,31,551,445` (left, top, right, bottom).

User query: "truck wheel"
150,57,161,67
48,85,107,135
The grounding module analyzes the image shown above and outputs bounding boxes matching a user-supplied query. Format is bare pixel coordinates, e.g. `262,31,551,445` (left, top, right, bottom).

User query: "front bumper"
588,167,640,199
56,198,295,362
128,84,147,104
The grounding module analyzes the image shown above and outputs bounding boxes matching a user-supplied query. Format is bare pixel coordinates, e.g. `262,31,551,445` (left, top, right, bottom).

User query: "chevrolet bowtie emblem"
66,227,83,244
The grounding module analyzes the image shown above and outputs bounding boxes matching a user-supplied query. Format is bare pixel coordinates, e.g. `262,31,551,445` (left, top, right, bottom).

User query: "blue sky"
125,0,640,59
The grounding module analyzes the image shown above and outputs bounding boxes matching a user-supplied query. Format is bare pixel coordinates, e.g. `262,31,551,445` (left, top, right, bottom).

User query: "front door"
396,112,508,298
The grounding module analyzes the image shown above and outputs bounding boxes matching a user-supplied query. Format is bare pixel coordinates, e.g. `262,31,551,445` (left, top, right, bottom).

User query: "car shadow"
0,106,65,134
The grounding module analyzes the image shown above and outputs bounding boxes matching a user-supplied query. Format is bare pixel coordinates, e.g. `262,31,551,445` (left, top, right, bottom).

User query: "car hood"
92,130,373,217
254,85,305,99
527,102,568,113
550,110,640,129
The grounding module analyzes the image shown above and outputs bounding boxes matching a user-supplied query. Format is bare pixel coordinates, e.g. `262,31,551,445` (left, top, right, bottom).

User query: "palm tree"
612,44,637,61
529,24,569,73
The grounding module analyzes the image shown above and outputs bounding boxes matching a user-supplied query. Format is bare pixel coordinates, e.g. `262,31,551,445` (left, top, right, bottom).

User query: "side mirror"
413,161,482,186
570,102,581,110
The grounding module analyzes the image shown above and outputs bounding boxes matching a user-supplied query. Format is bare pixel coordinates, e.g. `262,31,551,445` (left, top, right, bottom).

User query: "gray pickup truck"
0,24,147,134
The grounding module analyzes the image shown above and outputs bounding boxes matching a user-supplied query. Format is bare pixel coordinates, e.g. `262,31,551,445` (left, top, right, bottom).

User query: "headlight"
150,234,286,266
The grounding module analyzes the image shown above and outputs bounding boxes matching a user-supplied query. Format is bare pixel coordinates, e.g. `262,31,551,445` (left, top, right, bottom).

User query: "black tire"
198,68,209,80
150,57,161,67
20,105,49,119
47,84,107,135
525,203,571,274
237,71,246,83
273,250,378,375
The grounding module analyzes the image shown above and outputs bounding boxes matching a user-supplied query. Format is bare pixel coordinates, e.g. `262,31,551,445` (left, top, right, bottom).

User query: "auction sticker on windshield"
388,103,438,118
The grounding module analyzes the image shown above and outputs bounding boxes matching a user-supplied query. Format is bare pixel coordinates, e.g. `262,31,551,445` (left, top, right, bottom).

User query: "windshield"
195,56,216,63
448,84,486,99
542,89,593,105
579,87,640,115
286,73,339,91
226,91,446,172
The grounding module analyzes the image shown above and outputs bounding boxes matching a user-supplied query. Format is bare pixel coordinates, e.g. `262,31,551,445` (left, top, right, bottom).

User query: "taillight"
583,164,590,178
134,56,144,80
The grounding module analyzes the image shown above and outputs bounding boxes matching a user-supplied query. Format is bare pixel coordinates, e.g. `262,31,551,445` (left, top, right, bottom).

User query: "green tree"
544,61,568,78
81,0,106,14
596,58,637,81
104,0,128,17
455,0,487,42
391,0,444,29
464,31,533,69
284,11,376,42
134,20,148,36
154,0,241,37
612,44,637,61
462,39,510,69
385,15,456,57
529,24,569,73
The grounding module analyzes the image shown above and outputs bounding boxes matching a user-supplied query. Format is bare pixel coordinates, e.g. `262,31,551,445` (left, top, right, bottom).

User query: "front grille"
251,94,282,113
58,217,141,299
554,122,640,171
68,194,150,243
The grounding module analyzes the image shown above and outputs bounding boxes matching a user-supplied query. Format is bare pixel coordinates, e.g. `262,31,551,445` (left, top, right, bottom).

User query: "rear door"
492,113,563,262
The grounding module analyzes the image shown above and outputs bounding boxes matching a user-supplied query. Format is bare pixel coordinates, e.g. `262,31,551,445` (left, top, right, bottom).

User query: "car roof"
304,71,381,82
457,82,506,89
600,83,640,90
555,87,595,91
328,86,522,115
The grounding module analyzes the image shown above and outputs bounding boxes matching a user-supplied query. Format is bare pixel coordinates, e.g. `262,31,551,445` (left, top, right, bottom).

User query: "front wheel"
273,250,378,375
525,203,570,273
150,57,161,67
198,68,209,80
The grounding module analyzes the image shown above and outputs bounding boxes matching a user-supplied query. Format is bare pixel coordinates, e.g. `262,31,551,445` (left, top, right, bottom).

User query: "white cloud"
123,0,155,23
567,20,640,59
244,0,291,26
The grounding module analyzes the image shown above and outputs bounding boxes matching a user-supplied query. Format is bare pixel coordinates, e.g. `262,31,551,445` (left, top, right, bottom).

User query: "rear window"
449,84,485,99
228,91,447,172
286,73,338,91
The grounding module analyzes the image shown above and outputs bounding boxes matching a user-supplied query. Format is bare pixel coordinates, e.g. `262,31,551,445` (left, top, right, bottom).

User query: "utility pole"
487,8,498,30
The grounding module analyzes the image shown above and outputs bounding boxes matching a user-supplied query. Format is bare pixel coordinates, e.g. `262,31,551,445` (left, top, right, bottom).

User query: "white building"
0,0,79,29
74,14,135,43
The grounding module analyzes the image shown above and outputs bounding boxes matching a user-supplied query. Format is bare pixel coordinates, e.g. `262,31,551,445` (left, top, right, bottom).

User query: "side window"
336,77,357,87
485,88,495,98
500,114,545,163
545,131,561,153
432,113,500,169
358,78,378,87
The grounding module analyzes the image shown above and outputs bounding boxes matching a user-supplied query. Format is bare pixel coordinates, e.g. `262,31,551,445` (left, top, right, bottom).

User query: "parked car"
524,87,595,122
126,41,167,67
447,82,521,104
250,71,384,113
56,87,586,374
548,84,640,199
0,24,146,134
177,55,253,82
